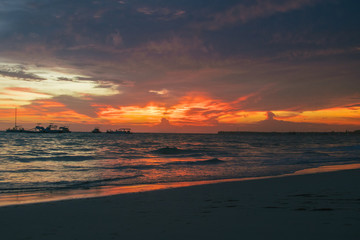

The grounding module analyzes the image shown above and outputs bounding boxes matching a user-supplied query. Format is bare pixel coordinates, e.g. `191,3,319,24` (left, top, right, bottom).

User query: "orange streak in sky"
166,93,232,126
278,107,360,125
98,104,166,125
1,100,98,125
4,87,50,96
1,91,359,129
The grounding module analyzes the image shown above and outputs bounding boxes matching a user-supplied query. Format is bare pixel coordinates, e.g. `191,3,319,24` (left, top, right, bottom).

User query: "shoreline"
1,165,360,239
1,163,360,207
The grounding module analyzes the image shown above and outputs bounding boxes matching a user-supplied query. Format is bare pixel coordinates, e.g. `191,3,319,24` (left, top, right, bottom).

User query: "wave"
166,158,225,166
325,145,360,152
151,146,195,155
0,169,54,173
13,155,95,162
0,175,143,193
150,146,206,158
2,132,360,199
113,164,160,170
111,158,225,171
65,175,143,188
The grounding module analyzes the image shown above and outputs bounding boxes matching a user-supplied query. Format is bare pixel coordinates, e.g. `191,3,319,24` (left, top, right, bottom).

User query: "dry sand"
1,169,359,240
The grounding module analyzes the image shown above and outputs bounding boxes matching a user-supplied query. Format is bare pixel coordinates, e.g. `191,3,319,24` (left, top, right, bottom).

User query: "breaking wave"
166,158,225,166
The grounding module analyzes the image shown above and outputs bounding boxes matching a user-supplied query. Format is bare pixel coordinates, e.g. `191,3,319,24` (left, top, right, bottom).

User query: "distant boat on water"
91,127,101,133
30,123,71,133
7,122,71,133
6,108,25,132
106,128,132,134
6,125,25,132
6,108,71,133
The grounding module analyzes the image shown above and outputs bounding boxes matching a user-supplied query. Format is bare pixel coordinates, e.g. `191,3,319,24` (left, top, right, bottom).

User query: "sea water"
0,132,359,205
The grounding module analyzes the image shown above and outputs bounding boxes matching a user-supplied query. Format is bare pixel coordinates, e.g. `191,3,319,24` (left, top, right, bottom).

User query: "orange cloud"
98,104,166,125
2,91,359,132
96,93,233,127
166,93,233,126
2,100,98,126
279,107,360,125
5,87,50,95
218,111,268,124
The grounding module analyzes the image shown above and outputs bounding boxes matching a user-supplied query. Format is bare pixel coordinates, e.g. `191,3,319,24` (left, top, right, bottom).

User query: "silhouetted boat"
6,126,25,132
106,128,132,134
6,108,25,132
91,127,101,133
5,108,71,133
27,123,71,133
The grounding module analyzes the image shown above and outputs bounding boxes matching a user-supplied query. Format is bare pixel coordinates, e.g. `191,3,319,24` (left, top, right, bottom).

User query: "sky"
0,0,359,132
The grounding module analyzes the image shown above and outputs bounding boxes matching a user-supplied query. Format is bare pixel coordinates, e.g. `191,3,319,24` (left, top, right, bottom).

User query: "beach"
1,168,359,240
1,0,360,239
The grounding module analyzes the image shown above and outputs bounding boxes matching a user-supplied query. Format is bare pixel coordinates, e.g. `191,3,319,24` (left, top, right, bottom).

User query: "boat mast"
15,107,17,127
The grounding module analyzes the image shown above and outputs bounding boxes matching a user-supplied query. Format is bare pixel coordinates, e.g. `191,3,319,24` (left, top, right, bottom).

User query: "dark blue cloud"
2,0,359,59
0,0,359,112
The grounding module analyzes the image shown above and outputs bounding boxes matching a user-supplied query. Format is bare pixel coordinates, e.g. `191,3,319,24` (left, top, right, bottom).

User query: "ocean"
1,132,359,205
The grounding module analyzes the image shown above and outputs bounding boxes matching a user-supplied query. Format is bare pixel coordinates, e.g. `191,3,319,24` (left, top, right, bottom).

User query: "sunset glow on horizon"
0,0,359,132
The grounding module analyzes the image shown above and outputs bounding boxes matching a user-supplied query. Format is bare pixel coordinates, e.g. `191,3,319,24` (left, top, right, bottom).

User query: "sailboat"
6,108,25,132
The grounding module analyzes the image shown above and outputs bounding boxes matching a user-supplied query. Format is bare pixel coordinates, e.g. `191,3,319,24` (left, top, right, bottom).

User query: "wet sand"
1,169,360,240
